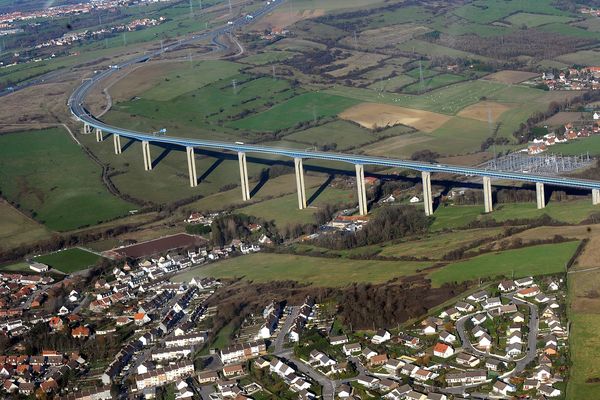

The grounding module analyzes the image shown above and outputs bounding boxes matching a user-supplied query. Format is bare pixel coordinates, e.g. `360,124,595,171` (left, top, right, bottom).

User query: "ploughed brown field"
339,102,450,132
113,233,207,258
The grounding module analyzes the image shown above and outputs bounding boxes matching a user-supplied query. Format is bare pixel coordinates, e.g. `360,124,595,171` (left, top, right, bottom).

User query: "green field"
113,73,298,134
429,241,579,286
491,200,598,224
141,60,243,101
431,200,597,231
379,228,505,259
453,0,566,24
0,128,133,231
34,248,102,274
0,201,51,251
567,313,600,399
173,253,429,287
402,73,467,94
431,205,485,231
238,187,356,226
229,92,361,132
398,39,492,62
285,120,412,150
0,263,32,273
239,51,298,65
326,80,508,115
504,12,574,28
554,136,600,156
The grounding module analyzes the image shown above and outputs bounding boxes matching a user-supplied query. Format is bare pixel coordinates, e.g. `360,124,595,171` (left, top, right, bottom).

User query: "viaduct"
70,0,600,217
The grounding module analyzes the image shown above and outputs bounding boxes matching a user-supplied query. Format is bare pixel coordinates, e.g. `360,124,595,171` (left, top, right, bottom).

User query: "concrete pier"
593,189,600,205
483,176,493,213
82,123,92,134
294,157,307,209
186,146,198,188
355,164,368,216
536,182,545,209
95,128,103,142
142,140,152,171
113,134,122,154
422,171,433,216
238,152,250,201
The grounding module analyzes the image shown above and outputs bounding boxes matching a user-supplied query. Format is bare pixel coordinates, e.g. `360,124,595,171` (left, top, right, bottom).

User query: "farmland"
429,241,579,287
173,252,429,287
229,92,361,132
0,200,51,252
0,128,133,231
33,248,102,274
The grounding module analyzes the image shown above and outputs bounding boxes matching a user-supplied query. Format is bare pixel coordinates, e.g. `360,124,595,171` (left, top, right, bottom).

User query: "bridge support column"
113,134,122,154
238,152,250,201
294,158,307,209
82,123,92,134
483,176,493,213
142,140,152,171
421,171,433,216
95,128,103,142
355,164,368,216
536,182,545,209
593,189,600,205
186,146,198,188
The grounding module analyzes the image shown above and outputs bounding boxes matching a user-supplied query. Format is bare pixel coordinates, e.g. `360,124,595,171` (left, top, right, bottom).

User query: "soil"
339,102,451,133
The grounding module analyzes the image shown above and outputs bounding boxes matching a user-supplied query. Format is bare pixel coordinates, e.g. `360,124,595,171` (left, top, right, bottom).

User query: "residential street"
273,306,299,354
455,293,539,377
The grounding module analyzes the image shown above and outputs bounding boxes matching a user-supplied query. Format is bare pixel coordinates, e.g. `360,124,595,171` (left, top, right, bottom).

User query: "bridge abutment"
142,140,152,171
536,182,545,209
187,146,198,188
483,176,493,213
355,164,368,216
294,157,307,209
421,171,433,216
238,152,250,201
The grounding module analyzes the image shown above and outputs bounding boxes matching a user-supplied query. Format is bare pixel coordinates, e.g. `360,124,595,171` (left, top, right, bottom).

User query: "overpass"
69,0,600,216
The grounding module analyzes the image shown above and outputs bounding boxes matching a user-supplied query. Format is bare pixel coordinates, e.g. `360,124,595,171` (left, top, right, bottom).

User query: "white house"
343,343,361,356
372,330,391,344
482,297,501,309
471,314,487,325
477,333,492,349
439,331,456,344
515,277,534,287
493,380,516,396
433,343,454,358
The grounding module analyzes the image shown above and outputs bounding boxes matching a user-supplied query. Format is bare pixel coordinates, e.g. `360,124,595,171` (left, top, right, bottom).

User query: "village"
0,228,570,400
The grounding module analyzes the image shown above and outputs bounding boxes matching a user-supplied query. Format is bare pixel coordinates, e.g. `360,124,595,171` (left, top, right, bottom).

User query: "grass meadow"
34,248,102,274
429,241,579,286
173,253,429,287
0,128,133,231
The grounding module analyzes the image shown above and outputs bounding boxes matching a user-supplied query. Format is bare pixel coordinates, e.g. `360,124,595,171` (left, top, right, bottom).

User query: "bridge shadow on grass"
250,168,270,198
122,138,136,152
151,145,175,169
198,158,224,184
308,174,334,206
135,146,591,201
